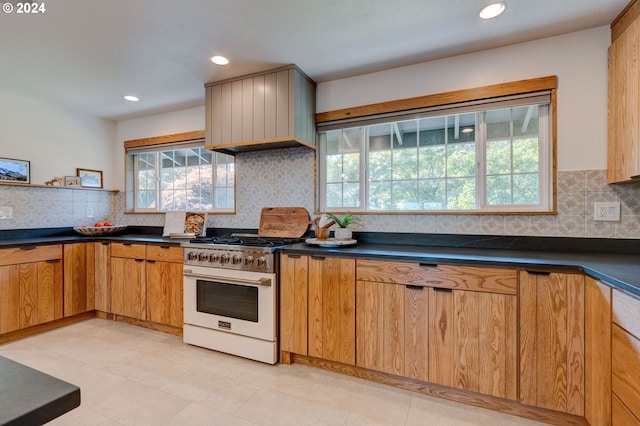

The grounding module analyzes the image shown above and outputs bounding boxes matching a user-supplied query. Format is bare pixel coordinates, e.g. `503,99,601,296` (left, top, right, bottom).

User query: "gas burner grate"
188,235,305,248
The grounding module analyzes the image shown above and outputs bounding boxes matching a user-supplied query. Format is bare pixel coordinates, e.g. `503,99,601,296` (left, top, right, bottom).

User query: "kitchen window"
317,77,556,214
124,132,234,212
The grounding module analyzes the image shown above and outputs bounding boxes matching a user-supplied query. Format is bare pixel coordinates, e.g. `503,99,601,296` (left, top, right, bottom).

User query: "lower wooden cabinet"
356,260,517,400
63,243,95,316
111,243,147,320
109,242,183,327
0,245,63,334
94,242,111,312
612,288,640,423
145,245,183,328
280,253,309,355
308,256,356,365
519,271,585,416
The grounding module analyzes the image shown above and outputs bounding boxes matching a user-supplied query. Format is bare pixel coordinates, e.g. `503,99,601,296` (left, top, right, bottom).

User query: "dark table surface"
0,356,80,426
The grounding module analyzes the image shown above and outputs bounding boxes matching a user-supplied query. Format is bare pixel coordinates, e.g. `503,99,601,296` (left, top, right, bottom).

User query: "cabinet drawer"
146,245,183,263
0,244,62,266
111,242,146,259
356,260,517,295
613,288,640,339
612,323,640,420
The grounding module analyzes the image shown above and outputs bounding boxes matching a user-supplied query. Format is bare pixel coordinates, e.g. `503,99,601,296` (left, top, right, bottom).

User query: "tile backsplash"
2,148,640,239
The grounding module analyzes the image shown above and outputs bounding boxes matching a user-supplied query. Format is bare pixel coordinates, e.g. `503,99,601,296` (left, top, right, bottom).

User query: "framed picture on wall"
64,176,81,187
77,168,103,188
0,157,30,184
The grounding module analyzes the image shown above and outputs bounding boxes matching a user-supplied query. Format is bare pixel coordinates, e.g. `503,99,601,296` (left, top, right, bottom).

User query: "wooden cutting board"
258,207,310,238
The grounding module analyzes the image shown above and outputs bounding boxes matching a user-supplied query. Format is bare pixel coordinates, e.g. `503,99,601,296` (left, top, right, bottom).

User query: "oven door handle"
183,270,272,287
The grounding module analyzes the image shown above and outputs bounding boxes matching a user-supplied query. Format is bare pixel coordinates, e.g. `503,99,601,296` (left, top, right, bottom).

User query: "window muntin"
128,142,234,212
318,98,551,213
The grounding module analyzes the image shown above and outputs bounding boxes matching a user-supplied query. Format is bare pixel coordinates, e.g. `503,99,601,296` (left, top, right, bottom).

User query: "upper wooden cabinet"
205,65,316,154
608,0,640,184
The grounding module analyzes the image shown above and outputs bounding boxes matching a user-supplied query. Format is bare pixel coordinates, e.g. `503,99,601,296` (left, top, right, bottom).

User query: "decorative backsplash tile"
3,149,640,241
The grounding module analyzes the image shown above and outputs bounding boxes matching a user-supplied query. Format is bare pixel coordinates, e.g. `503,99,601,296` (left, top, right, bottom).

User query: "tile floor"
0,319,547,425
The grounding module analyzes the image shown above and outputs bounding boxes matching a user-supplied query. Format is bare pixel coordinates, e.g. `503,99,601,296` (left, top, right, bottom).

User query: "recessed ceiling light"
124,95,139,102
210,55,229,65
479,1,506,19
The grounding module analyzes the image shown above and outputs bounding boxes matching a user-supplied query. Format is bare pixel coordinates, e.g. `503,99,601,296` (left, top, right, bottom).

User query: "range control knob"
188,252,198,260
220,254,230,264
232,255,242,264
209,253,219,263
244,256,254,265
198,252,208,261
257,257,266,267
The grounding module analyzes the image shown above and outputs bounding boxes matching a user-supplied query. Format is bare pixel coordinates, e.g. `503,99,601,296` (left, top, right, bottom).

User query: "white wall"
114,106,205,190
0,91,117,187
317,26,611,172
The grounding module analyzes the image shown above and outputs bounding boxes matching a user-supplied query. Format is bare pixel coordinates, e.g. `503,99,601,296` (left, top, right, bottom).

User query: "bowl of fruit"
73,222,127,236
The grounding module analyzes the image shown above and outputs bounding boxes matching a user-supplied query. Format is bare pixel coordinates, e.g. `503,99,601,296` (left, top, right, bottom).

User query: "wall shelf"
0,182,119,192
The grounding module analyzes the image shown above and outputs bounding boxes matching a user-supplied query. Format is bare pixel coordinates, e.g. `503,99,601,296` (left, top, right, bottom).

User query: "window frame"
124,130,235,214
316,76,557,215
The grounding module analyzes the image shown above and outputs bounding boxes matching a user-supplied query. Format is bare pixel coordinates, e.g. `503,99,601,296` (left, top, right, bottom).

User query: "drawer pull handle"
147,260,156,263
135,258,144,262
160,245,171,249
419,262,438,268
433,287,452,293
287,254,301,259
123,243,132,246
311,256,325,260
101,242,110,246
631,174,640,180
20,245,37,251
527,270,551,276
46,259,61,263
406,285,423,291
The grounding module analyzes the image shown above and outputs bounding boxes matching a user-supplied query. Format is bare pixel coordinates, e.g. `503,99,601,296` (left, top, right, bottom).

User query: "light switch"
0,206,13,220
593,202,620,222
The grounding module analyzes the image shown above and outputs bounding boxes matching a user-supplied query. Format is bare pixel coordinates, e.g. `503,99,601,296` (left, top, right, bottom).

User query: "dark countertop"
2,226,639,298
280,241,640,298
0,356,80,425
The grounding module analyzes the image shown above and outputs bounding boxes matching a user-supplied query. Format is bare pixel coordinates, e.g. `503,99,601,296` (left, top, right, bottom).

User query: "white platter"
305,238,357,247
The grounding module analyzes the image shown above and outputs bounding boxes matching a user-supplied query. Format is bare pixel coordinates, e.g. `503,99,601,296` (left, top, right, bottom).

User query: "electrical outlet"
0,206,13,220
86,206,94,218
593,202,620,222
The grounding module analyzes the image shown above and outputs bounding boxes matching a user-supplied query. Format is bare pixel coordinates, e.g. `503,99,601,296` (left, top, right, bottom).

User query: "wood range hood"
204,64,317,155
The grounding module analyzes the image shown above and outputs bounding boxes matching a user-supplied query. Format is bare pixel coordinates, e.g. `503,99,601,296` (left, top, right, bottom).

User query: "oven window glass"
196,279,258,322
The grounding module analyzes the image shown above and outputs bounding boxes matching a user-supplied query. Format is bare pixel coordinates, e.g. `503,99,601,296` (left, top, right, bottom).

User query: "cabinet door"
429,288,517,400
519,271,585,415
111,257,146,320
94,242,111,312
608,16,640,183
146,260,183,328
280,253,308,356
612,288,640,422
35,259,63,324
0,265,20,333
63,243,95,317
356,281,429,381
308,256,356,365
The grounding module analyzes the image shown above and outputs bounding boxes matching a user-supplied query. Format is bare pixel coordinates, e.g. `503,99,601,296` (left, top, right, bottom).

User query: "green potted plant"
326,212,360,240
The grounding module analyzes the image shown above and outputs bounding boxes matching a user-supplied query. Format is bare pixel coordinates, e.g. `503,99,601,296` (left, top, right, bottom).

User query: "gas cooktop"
187,234,306,248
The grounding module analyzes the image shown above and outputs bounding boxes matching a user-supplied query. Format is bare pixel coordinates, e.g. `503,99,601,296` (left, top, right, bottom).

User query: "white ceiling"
0,0,628,121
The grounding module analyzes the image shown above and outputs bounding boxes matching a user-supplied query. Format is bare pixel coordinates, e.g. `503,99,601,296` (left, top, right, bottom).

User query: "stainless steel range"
182,234,303,364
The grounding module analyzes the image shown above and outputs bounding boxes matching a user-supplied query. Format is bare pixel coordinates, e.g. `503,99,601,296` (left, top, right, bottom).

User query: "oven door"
183,265,276,342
